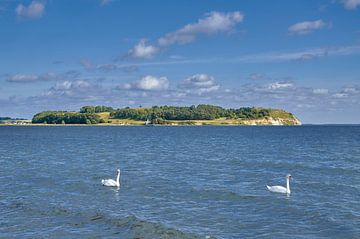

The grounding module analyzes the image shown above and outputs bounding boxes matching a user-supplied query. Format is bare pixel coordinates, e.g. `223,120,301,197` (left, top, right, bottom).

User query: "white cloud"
125,11,244,59
267,82,294,90
128,39,158,59
6,74,39,82
96,44,360,70
288,20,326,35
16,0,45,19
5,71,80,83
341,0,360,9
313,88,329,94
158,11,244,46
343,87,359,94
179,74,220,94
333,93,348,98
53,80,90,91
44,80,101,98
122,75,169,91
331,86,360,98
5,73,66,83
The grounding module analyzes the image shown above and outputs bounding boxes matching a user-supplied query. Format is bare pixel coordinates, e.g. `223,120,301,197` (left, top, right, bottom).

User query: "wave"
101,214,216,239
1,200,216,239
190,186,260,202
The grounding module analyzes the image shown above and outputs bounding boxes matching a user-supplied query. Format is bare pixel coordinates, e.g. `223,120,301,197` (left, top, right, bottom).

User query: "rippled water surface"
1,126,360,238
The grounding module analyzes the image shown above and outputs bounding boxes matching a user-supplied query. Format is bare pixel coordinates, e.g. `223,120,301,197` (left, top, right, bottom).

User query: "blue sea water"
0,126,359,238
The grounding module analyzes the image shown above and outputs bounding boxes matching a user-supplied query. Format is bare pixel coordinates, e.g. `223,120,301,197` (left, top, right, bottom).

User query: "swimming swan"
267,174,292,194
101,169,120,187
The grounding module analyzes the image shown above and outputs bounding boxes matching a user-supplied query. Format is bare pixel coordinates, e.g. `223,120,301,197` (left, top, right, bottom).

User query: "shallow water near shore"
1,126,359,238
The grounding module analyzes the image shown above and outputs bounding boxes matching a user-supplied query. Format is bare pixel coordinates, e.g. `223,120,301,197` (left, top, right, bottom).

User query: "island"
30,105,301,126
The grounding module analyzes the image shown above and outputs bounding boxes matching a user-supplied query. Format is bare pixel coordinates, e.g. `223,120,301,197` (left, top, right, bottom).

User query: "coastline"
2,107,302,126
0,119,302,127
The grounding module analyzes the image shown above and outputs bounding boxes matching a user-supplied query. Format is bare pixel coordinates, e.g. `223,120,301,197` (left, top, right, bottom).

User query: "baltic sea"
1,126,359,238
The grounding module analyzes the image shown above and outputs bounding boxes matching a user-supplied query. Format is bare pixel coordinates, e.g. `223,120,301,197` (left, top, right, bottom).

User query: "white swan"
101,169,120,187
266,174,292,194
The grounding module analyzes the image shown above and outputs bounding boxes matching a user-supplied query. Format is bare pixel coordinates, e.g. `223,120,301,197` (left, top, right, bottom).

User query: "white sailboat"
145,119,152,126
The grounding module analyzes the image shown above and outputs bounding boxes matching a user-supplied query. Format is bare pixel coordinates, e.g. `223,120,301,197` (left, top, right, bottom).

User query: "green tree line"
32,111,103,124
31,105,275,125
110,105,271,121
0,117,12,121
80,105,114,113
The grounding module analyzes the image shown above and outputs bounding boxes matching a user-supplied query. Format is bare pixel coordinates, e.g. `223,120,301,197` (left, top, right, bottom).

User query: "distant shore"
3,104,302,126
0,117,302,126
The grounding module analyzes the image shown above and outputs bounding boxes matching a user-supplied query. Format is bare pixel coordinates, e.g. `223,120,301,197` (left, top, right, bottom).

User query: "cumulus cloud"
126,11,244,59
331,86,360,98
158,11,244,46
333,92,348,98
53,80,90,91
44,80,103,98
342,87,360,94
288,20,327,35
128,39,158,59
341,0,360,9
247,81,296,96
178,74,220,94
266,82,294,90
121,75,169,91
5,80,110,117
16,0,45,19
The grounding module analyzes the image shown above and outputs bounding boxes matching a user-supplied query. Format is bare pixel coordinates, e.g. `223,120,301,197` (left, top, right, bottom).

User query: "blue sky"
0,0,359,123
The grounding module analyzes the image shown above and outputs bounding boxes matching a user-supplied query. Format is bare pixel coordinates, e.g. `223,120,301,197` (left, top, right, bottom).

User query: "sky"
0,0,359,123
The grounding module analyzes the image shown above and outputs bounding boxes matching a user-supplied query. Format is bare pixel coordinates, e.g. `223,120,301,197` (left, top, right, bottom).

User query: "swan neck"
286,178,290,193
116,171,120,185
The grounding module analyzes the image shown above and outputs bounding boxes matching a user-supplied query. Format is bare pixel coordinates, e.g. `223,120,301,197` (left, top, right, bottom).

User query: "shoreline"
1,123,302,127
1,115,302,127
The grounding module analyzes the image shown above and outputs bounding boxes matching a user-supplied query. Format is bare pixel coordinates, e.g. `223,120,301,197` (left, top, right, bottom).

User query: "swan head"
117,169,121,173
286,174,292,179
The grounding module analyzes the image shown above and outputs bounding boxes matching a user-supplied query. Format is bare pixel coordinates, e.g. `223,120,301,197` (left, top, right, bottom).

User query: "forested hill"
31,105,301,125
110,105,272,121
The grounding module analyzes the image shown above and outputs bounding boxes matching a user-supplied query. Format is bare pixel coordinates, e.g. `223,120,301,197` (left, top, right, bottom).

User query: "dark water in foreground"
0,126,359,238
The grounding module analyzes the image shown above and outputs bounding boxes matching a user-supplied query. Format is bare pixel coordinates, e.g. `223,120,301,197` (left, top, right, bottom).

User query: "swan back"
266,174,292,194
102,179,118,187
267,185,287,194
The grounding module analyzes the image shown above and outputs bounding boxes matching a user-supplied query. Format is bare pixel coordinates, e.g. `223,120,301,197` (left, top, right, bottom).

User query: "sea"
0,126,359,238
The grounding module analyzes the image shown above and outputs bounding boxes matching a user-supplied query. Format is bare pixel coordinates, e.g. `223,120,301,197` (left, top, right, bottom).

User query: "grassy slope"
267,109,300,125
97,112,144,125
